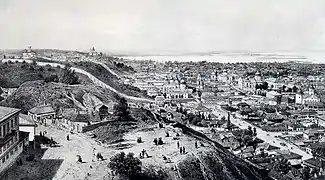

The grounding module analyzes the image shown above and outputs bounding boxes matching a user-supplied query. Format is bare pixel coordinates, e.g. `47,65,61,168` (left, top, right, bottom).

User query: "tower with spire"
197,73,204,90
89,46,98,57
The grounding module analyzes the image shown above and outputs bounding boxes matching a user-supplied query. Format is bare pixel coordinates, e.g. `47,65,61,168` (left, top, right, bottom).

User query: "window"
2,158,4,163
2,125,5,137
14,146,18,152
11,119,13,128
10,150,13,155
6,154,9,160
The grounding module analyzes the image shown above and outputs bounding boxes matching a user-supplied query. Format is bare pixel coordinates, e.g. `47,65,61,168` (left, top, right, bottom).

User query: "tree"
60,64,79,85
302,166,311,180
253,127,257,136
44,74,59,83
113,97,131,121
247,126,253,136
108,152,142,178
262,82,268,90
273,158,291,174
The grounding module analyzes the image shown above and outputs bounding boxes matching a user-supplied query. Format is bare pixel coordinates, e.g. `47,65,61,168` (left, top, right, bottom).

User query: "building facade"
0,106,28,175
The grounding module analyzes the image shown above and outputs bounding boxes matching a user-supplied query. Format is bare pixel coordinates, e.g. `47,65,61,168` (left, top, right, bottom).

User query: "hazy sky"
1,0,325,54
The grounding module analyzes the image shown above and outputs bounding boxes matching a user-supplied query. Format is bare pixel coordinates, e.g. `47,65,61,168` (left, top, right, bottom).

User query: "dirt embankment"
1,81,117,113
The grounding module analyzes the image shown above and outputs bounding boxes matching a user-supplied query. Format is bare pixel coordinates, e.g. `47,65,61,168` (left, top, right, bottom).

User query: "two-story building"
0,106,29,176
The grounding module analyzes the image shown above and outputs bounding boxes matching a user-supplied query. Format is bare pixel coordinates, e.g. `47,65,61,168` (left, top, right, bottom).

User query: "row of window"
0,143,21,165
0,133,18,155
0,116,19,138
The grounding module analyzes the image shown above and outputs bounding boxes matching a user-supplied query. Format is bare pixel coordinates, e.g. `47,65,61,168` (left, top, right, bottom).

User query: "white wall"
0,142,23,175
19,126,35,141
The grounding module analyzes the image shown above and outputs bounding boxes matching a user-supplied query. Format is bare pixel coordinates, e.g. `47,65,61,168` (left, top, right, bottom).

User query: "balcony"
0,130,17,147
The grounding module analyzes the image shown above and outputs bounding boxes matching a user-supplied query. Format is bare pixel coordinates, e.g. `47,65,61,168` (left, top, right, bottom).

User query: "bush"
108,152,142,178
60,65,79,85
137,137,142,143
44,74,59,83
141,166,168,180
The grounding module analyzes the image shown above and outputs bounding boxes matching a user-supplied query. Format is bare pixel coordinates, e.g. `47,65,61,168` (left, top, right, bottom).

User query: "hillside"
72,61,150,98
0,61,63,88
1,81,118,113
91,109,268,180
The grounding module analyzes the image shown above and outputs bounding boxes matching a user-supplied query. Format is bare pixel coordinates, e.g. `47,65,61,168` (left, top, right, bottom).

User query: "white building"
22,46,37,59
89,47,98,57
19,114,36,142
303,94,320,105
28,105,56,126
0,106,29,175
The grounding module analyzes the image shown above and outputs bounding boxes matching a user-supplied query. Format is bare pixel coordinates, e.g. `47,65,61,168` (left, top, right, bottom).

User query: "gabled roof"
195,104,212,112
29,105,55,115
0,106,20,123
304,158,325,168
19,114,36,126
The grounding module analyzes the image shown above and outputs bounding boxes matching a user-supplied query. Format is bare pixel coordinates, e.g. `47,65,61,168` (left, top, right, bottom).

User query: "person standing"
67,134,70,141
182,147,186,154
177,141,180,149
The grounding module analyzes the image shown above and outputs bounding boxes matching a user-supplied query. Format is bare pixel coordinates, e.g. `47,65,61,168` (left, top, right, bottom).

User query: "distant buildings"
21,46,37,60
88,47,98,57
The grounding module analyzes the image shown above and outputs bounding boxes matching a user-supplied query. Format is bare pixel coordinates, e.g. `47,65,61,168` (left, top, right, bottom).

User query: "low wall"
81,120,119,133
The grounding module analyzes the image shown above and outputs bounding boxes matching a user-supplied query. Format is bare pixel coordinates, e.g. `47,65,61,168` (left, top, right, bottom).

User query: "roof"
0,106,20,123
29,105,55,115
304,158,325,168
275,150,303,160
63,110,91,123
19,114,36,126
195,104,212,112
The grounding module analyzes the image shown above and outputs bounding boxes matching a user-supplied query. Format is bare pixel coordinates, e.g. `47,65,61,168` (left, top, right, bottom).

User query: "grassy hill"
1,81,118,113
0,61,63,88
72,61,150,98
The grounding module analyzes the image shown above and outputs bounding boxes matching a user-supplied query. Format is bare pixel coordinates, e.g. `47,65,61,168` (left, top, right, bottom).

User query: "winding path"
1,58,154,103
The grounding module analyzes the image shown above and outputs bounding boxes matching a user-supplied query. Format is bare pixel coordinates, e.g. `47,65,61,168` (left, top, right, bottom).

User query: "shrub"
137,137,142,143
44,74,59,83
60,65,79,85
108,152,142,178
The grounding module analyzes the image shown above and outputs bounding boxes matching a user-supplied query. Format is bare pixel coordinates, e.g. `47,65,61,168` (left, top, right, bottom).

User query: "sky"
1,0,325,54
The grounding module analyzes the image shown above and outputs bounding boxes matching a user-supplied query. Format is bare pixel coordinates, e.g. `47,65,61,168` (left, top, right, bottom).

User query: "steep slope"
1,81,118,113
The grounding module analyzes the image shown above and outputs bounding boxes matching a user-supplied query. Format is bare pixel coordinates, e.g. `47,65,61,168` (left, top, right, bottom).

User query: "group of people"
39,130,47,137
177,141,186,154
153,137,164,145
139,149,150,159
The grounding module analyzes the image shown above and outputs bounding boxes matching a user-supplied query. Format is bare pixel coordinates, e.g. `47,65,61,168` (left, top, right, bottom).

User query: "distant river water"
118,52,325,64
